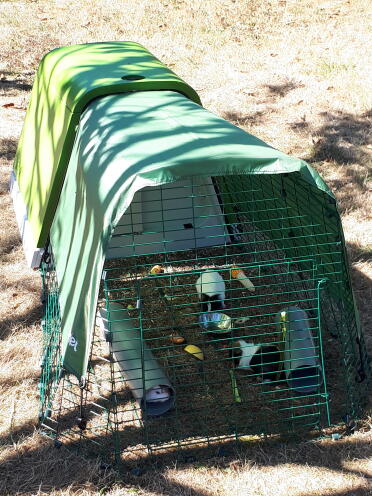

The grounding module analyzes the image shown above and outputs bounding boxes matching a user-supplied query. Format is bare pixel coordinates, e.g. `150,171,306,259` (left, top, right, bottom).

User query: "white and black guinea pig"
196,270,226,312
231,340,281,383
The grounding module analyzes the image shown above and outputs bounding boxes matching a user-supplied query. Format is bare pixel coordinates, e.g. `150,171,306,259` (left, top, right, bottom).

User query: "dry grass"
0,0,371,495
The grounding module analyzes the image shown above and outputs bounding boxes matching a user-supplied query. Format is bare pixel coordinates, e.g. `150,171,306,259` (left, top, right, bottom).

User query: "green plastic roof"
49,90,334,379
13,42,200,247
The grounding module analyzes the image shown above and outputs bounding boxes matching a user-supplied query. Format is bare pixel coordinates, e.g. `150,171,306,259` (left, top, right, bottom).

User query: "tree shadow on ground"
222,109,269,127
289,115,310,131
0,301,42,339
348,242,372,266
264,80,304,99
298,110,371,215
0,371,39,393
0,232,21,256
0,418,38,446
307,110,371,165
0,420,371,496
348,242,372,352
0,71,33,96
222,80,304,128
0,137,17,162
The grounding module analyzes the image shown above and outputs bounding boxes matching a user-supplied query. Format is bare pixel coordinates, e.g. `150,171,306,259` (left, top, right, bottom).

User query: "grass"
0,0,371,494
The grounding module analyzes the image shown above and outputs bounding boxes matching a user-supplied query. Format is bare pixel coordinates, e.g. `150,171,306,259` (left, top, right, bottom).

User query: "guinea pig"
231,340,281,383
196,270,226,312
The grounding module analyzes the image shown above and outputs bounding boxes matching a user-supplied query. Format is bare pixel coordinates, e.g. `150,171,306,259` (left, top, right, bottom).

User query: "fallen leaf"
2,102,24,110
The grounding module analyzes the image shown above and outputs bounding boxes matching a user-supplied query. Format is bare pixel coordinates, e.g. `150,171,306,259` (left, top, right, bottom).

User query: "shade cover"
13,42,200,247
50,90,333,379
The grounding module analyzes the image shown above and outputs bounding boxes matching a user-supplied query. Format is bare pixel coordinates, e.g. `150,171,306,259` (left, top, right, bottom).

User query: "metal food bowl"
198,312,232,334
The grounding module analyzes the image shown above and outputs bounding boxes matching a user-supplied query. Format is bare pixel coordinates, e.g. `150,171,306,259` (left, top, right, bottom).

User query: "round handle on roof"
121,75,145,81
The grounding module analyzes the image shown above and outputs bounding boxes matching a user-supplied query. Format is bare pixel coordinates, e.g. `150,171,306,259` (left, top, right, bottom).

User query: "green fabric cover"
13,42,200,247
50,90,334,379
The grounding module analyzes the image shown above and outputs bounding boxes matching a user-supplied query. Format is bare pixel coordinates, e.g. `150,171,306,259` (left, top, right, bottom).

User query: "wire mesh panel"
38,174,369,461
101,258,329,450
39,256,63,427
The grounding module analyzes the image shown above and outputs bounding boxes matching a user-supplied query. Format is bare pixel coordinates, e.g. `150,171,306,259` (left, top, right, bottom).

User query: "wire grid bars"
39,256,63,424
38,173,369,462
39,255,118,457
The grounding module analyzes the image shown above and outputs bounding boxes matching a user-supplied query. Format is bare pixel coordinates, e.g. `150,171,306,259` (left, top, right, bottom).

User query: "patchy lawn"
0,1,371,495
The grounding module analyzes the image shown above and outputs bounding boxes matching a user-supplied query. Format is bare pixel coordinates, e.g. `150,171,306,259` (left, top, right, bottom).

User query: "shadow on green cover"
13,41,201,247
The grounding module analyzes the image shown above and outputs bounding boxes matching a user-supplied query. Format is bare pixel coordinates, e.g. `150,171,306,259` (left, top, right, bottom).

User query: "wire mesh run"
39,173,369,462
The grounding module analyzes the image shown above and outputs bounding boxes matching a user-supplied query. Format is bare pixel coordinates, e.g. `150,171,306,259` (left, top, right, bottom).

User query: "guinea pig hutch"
11,42,369,463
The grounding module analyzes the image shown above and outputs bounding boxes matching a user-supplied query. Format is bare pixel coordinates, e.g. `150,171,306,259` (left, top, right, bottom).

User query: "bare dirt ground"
0,1,371,495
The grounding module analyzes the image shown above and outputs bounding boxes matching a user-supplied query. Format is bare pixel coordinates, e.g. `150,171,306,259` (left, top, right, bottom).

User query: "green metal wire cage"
38,173,369,464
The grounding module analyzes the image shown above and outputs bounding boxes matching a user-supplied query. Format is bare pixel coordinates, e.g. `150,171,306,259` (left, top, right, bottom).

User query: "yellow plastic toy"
184,344,204,361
